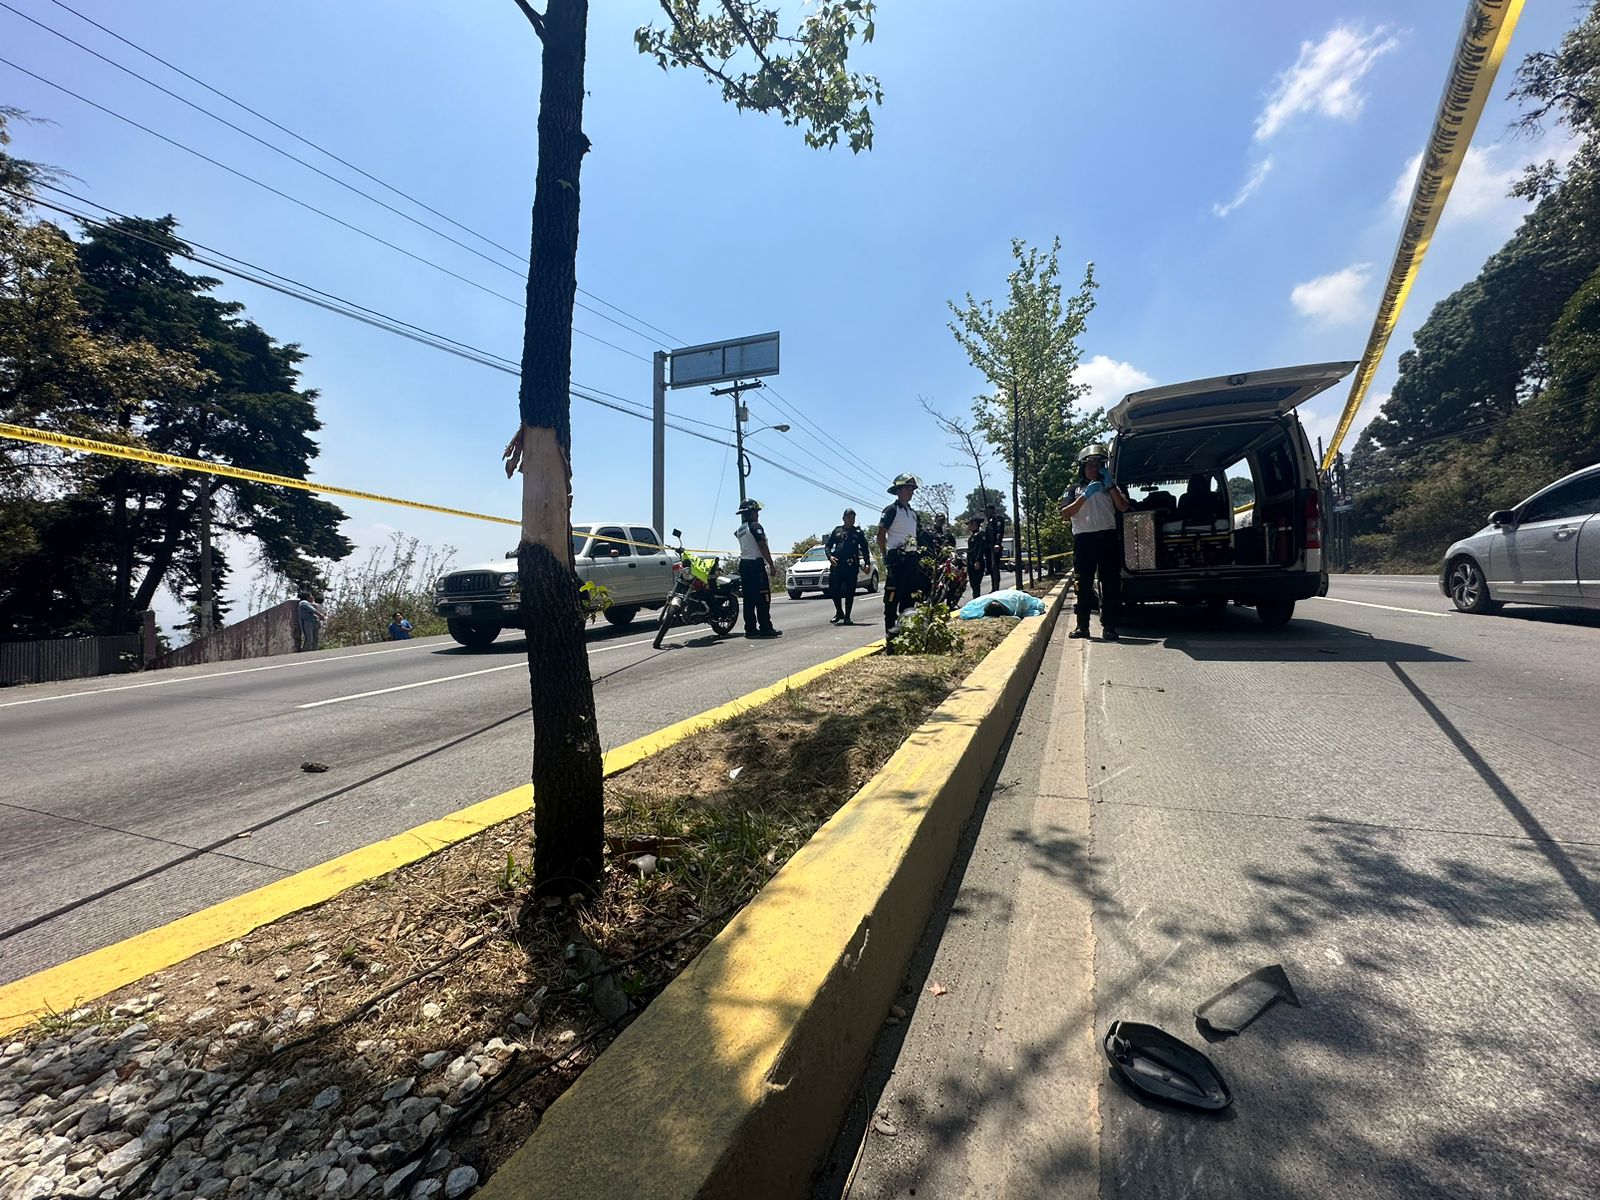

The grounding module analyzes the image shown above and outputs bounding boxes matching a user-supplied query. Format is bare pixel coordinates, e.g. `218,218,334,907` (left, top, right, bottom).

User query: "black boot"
1069,619,1090,639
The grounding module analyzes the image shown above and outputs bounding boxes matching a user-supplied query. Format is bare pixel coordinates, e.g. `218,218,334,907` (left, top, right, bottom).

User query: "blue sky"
1,1,1578,631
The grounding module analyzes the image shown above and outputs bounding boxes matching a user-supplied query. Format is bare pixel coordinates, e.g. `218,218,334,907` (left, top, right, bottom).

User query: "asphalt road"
0,592,884,986
823,575,1600,1199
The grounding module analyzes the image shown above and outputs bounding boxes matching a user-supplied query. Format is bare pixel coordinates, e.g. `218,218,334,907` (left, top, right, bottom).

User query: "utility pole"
1010,377,1022,592
710,379,763,506
198,483,214,638
652,351,666,538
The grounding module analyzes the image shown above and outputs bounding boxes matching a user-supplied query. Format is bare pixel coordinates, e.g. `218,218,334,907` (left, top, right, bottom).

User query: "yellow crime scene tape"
0,422,731,557
1320,0,1525,472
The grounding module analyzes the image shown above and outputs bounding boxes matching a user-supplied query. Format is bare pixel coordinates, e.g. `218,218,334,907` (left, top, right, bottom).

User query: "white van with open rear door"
1107,362,1356,627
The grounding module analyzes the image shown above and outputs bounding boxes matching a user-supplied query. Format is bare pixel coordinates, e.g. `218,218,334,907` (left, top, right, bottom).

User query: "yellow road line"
0,640,882,1035
1321,0,1525,468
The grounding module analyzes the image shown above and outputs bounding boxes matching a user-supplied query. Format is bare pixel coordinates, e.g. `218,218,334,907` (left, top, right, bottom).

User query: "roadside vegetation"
319,534,455,648
1344,6,1600,571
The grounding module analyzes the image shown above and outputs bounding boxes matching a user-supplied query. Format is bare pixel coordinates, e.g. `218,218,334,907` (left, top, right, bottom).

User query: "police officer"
824,508,872,626
927,512,955,553
734,499,782,639
965,516,987,597
1060,443,1130,641
983,503,1006,592
877,473,923,638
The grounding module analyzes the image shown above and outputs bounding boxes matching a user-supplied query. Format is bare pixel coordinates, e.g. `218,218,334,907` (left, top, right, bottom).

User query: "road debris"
1103,1020,1232,1111
1194,964,1300,1037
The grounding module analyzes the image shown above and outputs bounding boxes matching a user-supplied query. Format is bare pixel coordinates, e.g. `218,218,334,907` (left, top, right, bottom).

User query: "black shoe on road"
757,628,783,638
830,614,843,624
1069,624,1090,639
1101,627,1120,642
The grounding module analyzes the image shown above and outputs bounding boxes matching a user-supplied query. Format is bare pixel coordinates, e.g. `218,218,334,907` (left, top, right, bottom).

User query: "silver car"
785,544,879,600
1440,464,1600,613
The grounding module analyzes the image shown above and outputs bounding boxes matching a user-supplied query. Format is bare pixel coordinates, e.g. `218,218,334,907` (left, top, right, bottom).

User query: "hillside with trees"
1345,5,1600,569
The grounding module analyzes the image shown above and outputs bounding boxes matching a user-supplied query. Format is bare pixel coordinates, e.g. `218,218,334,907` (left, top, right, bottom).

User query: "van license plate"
454,604,472,615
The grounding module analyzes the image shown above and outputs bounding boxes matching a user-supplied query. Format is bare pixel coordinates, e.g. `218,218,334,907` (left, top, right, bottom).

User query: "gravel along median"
0,611,1036,1200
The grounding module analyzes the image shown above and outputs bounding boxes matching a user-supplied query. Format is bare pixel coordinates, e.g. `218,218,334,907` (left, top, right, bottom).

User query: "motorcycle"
924,544,969,608
652,528,742,648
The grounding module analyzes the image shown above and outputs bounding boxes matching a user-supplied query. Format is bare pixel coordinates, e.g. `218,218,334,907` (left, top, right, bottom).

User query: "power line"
762,382,889,486
40,0,683,349
3,23,890,491
7,185,872,510
0,55,653,365
6,9,885,503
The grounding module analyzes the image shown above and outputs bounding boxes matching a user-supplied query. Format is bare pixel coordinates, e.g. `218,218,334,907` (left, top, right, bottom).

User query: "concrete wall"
148,601,300,670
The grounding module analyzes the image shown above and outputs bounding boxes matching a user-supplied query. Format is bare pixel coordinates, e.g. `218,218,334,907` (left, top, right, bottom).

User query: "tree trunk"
516,0,603,901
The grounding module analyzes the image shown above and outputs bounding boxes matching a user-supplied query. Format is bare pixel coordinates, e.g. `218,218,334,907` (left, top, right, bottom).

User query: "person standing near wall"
297,590,325,652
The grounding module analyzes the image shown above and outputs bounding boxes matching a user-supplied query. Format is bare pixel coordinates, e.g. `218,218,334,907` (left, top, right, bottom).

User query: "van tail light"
1305,490,1322,550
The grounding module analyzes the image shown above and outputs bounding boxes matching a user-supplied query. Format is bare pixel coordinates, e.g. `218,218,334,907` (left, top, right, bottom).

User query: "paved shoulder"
816,626,1098,1200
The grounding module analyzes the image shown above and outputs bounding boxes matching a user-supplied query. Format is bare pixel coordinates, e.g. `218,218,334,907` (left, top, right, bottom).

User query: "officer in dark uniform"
983,504,1007,592
966,516,987,597
824,508,872,626
734,499,781,639
877,473,923,639
927,513,956,553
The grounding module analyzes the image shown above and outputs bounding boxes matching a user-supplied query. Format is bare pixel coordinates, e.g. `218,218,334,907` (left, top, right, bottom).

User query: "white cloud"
1214,157,1274,218
1389,140,1579,226
1074,355,1155,409
1290,263,1374,326
1256,25,1399,142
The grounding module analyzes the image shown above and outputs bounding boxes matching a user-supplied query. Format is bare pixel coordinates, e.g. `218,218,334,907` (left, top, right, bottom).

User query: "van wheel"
1205,597,1229,616
447,619,500,650
1446,557,1500,614
603,605,638,627
1256,599,1295,628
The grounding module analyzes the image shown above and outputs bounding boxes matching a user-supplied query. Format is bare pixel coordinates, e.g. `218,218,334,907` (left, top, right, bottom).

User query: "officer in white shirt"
876,473,923,639
1060,443,1130,641
734,499,781,639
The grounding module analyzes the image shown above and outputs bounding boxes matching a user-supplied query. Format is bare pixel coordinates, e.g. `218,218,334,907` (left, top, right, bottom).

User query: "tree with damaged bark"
501,0,881,901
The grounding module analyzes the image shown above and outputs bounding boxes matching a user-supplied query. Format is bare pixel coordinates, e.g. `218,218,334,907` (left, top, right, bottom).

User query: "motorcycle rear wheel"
710,597,739,637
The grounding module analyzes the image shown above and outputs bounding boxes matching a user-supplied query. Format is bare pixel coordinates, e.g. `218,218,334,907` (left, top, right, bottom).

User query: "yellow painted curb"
0,641,883,1036
481,583,1069,1200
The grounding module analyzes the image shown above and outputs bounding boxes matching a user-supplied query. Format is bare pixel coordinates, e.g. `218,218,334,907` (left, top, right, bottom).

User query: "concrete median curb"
480,581,1068,1200
0,641,884,1036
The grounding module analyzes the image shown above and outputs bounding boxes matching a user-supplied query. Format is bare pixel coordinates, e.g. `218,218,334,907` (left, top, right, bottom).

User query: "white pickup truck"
432,521,674,649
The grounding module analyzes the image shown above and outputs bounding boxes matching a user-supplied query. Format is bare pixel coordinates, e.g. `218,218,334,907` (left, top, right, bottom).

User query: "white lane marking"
1315,596,1448,618
0,641,437,709
296,634,660,709
297,662,524,707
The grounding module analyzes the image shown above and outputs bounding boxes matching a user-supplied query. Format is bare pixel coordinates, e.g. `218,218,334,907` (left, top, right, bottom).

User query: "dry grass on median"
14,614,1024,1192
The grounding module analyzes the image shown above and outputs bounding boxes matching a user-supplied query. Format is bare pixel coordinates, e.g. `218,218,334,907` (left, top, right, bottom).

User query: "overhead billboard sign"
667,331,779,390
